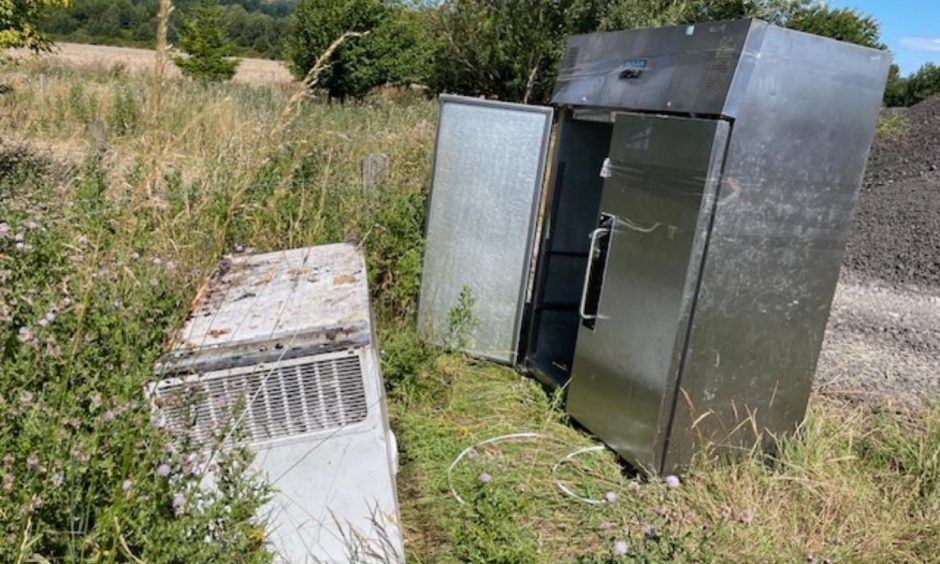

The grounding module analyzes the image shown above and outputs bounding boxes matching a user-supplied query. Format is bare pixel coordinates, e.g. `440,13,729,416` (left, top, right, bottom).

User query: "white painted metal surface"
151,244,403,563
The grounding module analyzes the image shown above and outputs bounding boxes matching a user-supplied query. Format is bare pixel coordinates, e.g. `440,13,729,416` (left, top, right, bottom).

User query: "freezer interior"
523,112,612,386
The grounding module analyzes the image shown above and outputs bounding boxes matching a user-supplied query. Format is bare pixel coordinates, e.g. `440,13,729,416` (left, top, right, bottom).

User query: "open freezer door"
418,95,553,363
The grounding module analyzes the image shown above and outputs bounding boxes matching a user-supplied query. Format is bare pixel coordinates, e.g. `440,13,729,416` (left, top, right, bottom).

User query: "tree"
785,5,883,49
284,0,427,100
883,64,908,108
172,0,240,81
904,63,940,106
1,0,70,50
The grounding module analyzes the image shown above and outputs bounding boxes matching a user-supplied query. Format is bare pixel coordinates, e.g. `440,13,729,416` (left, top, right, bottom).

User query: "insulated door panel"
418,95,553,363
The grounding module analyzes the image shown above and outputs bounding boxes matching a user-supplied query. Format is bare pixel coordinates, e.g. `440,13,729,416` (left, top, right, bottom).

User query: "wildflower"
738,509,754,524
18,390,33,404
102,410,115,422
643,524,658,540
152,257,162,265
600,520,612,530
77,235,89,245
44,311,56,323
2,455,13,467
51,473,64,487
627,481,641,493
605,491,618,503
478,471,492,484
13,232,24,243
663,475,681,489
37,318,49,327
72,449,90,463
172,493,186,513
17,327,34,343
613,540,628,556
2,473,13,493
25,221,39,230
157,463,171,478
235,244,246,253
130,251,140,261
62,297,72,307
0,222,9,236
165,261,176,271
26,454,38,472
89,392,103,409
122,479,133,492
15,242,25,251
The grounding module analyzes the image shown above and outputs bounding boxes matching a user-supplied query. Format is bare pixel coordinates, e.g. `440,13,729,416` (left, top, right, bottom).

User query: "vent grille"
154,355,368,445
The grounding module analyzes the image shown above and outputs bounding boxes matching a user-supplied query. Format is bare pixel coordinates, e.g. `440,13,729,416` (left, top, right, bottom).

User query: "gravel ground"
821,95,940,408
817,272,940,408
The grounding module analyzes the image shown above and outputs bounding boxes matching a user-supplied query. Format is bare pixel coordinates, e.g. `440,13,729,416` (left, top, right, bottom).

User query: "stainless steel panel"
567,112,729,474
552,20,757,116
661,26,891,471
418,95,552,363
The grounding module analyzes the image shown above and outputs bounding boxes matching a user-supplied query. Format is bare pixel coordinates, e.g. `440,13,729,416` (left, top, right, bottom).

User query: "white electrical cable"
551,445,608,505
447,432,552,505
447,433,617,506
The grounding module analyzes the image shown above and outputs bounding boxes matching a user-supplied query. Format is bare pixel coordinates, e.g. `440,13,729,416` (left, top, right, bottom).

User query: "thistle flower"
627,481,641,493
102,410,115,422
600,520,612,530
51,473,64,487
0,222,9,237
18,390,33,404
89,392,103,409
77,235,89,245
478,472,492,484
16,327,34,343
172,493,185,513
738,509,754,524
26,454,38,472
613,540,628,556
122,479,133,492
37,318,49,327
605,491,618,503
664,475,681,489
157,463,171,477
643,524,658,539
13,232,24,243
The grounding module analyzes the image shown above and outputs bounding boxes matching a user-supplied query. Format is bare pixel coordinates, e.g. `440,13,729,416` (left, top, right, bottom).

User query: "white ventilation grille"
154,354,368,445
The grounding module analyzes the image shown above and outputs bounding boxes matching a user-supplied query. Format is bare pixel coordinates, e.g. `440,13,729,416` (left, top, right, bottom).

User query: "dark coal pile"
843,95,940,289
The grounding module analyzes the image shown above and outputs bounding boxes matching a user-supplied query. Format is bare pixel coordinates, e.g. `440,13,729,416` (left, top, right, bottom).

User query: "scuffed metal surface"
418,95,552,363
158,243,370,375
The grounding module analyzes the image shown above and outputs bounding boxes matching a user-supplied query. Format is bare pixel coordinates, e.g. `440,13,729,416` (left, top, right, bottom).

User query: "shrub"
173,0,241,82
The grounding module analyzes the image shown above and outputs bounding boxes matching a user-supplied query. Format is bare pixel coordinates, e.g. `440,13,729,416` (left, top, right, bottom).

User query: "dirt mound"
843,95,940,289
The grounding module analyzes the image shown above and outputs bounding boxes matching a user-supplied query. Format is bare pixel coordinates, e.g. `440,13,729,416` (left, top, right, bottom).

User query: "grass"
1,57,938,562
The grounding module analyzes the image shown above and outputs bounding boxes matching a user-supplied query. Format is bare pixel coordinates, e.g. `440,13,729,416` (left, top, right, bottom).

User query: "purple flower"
13,232,24,243
738,509,754,524
26,454,38,472
102,410,115,422
157,463,171,477
643,524,658,539
122,479,133,492
77,235,89,245
130,251,140,261
605,491,618,503
0,223,9,237
89,392,102,409
172,493,185,513
37,318,49,327
16,328,34,344
18,391,33,404
628,481,641,493
478,472,492,484
51,473,64,487
613,540,628,555
600,520,612,530
664,475,681,489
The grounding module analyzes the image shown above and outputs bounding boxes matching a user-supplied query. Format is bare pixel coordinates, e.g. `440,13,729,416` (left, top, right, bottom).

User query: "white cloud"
898,37,940,53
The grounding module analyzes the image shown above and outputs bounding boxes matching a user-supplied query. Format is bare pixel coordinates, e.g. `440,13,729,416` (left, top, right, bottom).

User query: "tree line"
283,0,936,107
21,0,940,106
37,0,290,59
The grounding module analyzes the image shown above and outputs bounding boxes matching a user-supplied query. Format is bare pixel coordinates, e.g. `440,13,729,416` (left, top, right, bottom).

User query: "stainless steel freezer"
419,19,891,475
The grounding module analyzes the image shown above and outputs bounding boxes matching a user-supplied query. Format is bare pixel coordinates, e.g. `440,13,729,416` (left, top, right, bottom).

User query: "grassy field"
1,58,938,562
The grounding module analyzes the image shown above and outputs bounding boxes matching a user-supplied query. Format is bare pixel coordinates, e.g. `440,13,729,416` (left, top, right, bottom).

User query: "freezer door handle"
579,225,611,324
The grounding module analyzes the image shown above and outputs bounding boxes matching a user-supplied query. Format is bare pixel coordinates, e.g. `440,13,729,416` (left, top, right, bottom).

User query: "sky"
833,0,940,75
